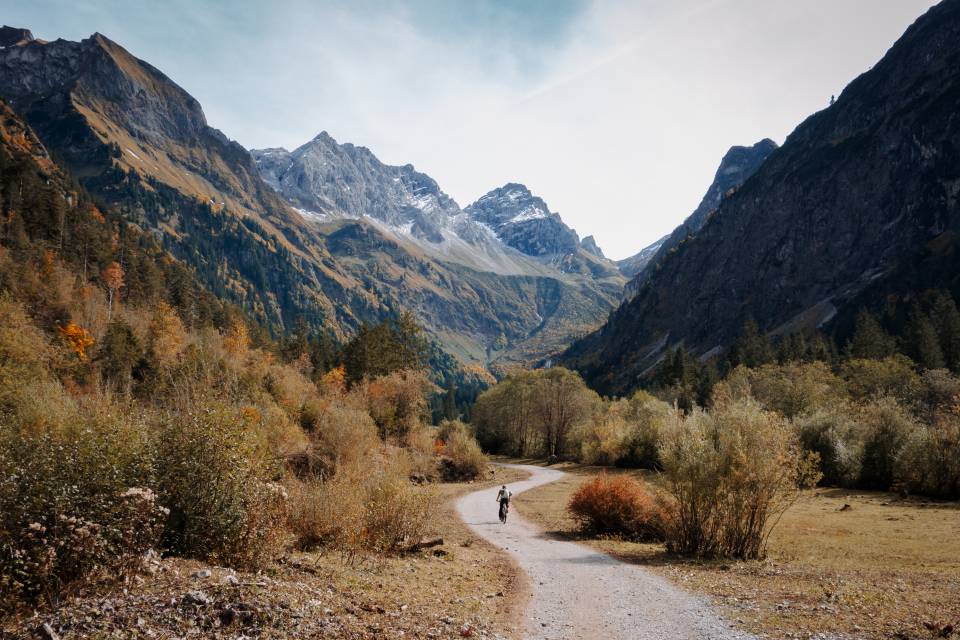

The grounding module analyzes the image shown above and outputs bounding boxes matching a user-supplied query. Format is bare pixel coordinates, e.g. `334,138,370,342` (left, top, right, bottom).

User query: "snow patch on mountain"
510,204,549,223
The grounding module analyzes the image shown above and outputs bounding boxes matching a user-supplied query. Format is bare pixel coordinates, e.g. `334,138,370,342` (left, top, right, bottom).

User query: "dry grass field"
513,462,960,640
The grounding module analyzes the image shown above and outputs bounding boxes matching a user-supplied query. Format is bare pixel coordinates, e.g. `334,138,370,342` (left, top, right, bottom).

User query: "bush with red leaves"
567,473,666,541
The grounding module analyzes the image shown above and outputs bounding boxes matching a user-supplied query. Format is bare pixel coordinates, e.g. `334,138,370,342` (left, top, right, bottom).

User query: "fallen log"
404,537,444,553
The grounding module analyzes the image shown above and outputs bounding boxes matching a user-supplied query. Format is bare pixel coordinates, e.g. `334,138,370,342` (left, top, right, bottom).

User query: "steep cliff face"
616,235,667,279
465,183,579,256
580,235,605,259
617,139,777,288
563,0,960,395
253,133,461,242
0,32,283,216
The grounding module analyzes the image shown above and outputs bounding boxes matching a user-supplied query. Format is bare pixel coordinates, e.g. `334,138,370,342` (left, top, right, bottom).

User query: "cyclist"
496,485,512,523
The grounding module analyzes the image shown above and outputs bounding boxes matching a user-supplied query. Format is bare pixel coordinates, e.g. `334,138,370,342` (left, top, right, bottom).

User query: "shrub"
857,398,917,490
360,370,433,441
895,413,960,498
263,363,317,421
794,404,863,487
567,473,666,541
285,477,344,550
155,402,287,568
920,368,960,418
439,420,487,480
0,295,60,420
0,414,163,610
404,424,439,479
287,457,434,554
578,405,631,466
658,398,820,559
621,392,674,468
840,356,922,407
309,404,381,479
744,362,845,418
361,463,434,553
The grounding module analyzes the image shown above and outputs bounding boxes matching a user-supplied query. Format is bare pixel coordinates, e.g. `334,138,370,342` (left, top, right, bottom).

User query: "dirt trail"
456,463,755,640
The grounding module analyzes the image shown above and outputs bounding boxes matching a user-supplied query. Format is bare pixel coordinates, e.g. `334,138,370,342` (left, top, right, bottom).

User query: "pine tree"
97,319,142,392
778,332,808,363
729,316,774,368
808,331,836,363
696,360,720,406
845,309,896,359
442,383,458,421
928,290,960,372
904,305,945,370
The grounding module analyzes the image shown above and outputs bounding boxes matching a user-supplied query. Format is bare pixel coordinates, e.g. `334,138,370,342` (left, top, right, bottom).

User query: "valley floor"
1,467,528,640
513,462,960,640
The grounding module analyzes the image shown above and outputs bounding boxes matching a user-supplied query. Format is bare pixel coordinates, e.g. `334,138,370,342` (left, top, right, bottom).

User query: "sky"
1,0,940,259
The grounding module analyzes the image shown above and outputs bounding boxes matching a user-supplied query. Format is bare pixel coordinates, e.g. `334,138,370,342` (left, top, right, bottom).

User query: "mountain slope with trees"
563,0,960,396
0,28,623,373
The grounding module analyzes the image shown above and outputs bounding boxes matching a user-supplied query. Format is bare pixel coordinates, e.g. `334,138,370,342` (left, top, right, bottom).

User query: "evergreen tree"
696,360,720,406
341,312,429,384
729,316,774,368
808,331,836,363
928,290,960,372
778,332,808,363
442,383,458,421
904,305,945,370
845,309,896,359
97,319,143,391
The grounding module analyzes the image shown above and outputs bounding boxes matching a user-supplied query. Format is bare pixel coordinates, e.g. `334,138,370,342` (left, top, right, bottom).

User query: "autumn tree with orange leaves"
101,261,124,320
147,301,186,366
58,321,95,361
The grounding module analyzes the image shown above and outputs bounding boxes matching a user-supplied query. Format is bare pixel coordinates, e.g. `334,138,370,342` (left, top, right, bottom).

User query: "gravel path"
456,463,756,640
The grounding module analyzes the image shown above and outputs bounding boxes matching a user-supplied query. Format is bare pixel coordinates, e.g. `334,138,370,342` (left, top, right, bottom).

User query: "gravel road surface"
456,463,756,640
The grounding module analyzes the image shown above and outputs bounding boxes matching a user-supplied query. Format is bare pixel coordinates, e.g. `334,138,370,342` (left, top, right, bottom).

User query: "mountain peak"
580,235,605,259
466,183,581,258
716,138,779,178
0,26,34,47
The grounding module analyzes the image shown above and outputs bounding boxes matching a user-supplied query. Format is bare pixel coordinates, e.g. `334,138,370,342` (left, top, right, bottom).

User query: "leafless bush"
286,456,434,555
896,412,960,498
659,397,820,559
794,403,863,487
438,420,487,480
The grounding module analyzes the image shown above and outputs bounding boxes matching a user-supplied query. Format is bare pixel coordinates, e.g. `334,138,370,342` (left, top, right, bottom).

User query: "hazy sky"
2,0,939,259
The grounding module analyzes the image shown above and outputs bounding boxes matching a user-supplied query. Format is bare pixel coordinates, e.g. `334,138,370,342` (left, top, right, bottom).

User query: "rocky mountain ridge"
252,131,626,365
